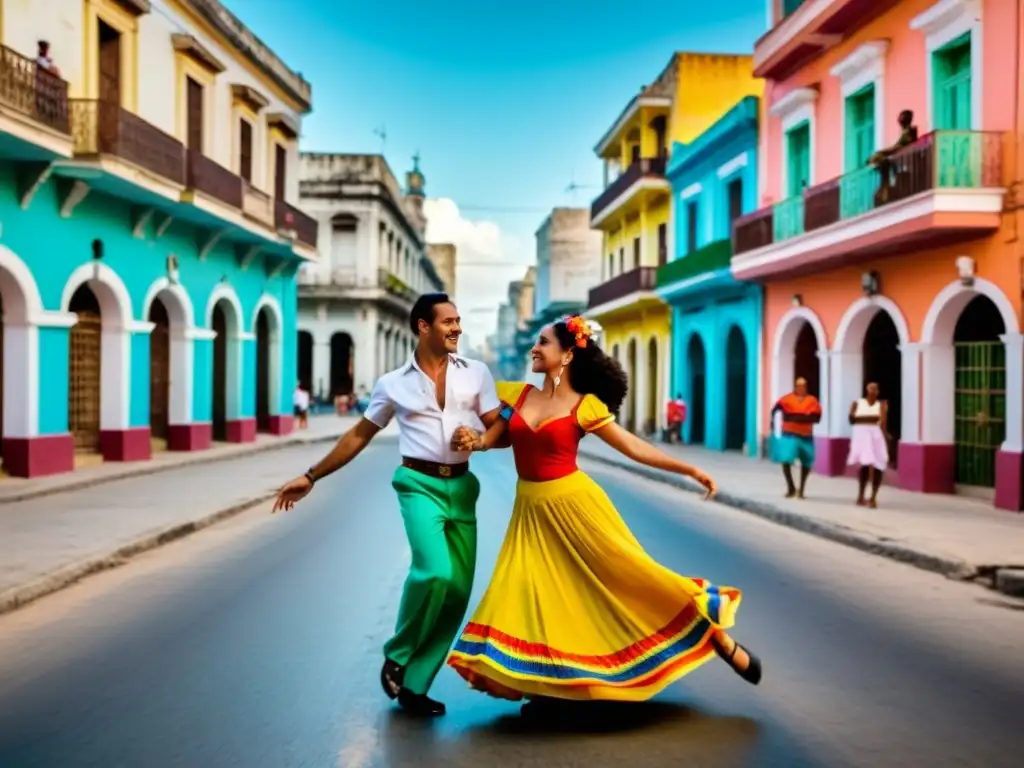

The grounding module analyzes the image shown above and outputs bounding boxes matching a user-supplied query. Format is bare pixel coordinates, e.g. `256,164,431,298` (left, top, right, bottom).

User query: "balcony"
275,199,318,250
656,238,732,288
186,148,242,208
590,157,668,226
587,266,658,311
70,99,185,184
242,181,273,228
731,131,1006,281
754,0,901,81
0,45,70,142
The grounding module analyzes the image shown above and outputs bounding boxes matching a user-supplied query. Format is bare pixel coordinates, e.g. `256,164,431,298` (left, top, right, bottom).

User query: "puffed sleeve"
496,381,527,407
576,394,615,433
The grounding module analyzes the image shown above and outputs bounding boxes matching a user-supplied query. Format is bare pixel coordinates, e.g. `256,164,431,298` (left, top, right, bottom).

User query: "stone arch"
61,262,143,432
771,306,829,437
142,278,195,427
206,284,245,438
831,296,910,441
253,294,284,430
921,277,1019,346
918,278,1021,455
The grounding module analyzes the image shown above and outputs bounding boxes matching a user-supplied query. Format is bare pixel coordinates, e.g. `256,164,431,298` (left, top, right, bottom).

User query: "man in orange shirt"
771,377,822,499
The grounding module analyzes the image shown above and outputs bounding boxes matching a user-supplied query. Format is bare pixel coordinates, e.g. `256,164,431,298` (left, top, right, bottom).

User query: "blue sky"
231,0,767,339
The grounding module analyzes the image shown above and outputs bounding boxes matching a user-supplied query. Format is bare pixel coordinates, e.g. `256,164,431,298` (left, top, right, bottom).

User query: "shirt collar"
402,353,467,375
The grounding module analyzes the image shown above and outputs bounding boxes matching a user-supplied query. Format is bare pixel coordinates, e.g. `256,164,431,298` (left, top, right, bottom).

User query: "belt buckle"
439,465,452,478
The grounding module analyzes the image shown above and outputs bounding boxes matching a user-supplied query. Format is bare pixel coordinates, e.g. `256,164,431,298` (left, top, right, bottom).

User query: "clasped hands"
451,425,484,453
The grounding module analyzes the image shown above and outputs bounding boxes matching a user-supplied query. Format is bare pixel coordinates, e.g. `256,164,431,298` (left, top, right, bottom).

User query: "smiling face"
530,324,570,374
419,301,461,354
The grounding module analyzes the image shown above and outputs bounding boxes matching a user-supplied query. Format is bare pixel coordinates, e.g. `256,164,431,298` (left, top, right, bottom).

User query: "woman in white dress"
847,382,890,508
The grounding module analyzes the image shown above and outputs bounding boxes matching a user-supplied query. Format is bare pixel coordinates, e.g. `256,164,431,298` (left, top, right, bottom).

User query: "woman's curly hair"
551,319,629,415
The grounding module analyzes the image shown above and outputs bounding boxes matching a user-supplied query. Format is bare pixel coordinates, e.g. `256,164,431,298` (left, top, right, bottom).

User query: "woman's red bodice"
507,386,584,482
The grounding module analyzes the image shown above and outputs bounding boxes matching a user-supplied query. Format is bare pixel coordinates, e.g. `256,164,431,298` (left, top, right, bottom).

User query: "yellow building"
586,52,761,435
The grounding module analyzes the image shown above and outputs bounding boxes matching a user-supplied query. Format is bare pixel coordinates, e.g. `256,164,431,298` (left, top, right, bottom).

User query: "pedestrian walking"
770,377,822,499
272,293,503,718
847,382,890,508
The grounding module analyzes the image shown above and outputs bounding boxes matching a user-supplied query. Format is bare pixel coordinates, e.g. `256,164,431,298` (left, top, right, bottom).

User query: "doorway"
97,20,122,153
256,308,271,432
687,334,706,445
725,326,748,451
862,311,902,466
69,285,103,453
186,76,203,153
645,337,658,436
794,322,820,397
330,333,354,398
212,303,227,440
298,330,314,392
148,298,171,441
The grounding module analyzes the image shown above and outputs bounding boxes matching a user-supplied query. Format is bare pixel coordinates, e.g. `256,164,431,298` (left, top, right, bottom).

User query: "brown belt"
401,456,469,479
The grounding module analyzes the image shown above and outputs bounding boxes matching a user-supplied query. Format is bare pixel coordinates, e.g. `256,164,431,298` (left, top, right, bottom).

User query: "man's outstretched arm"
307,418,382,481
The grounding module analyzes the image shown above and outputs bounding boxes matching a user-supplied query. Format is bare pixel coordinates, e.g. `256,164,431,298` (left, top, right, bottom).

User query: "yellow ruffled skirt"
447,470,741,701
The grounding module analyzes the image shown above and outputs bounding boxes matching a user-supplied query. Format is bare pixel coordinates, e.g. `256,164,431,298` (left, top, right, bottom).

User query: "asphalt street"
0,437,1022,768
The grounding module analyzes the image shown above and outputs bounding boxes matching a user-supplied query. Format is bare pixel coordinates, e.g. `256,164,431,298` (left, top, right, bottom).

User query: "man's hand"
272,475,313,513
451,426,482,452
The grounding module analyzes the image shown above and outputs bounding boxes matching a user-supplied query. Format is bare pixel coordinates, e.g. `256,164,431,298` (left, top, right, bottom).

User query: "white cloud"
423,198,534,340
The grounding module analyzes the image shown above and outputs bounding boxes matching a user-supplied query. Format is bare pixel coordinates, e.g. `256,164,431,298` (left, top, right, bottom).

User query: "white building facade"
296,154,449,400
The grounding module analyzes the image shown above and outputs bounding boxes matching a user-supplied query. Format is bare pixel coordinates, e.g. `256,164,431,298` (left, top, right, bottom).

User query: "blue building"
656,96,761,455
0,13,316,478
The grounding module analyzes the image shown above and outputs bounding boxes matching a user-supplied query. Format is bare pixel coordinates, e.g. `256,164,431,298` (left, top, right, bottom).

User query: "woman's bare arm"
592,422,716,498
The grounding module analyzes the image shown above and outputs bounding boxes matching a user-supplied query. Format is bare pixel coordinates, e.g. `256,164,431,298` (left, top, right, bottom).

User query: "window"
933,34,971,130
630,144,640,165
845,85,876,169
632,237,640,269
727,178,744,227
606,253,613,279
238,118,253,181
274,144,287,199
786,122,811,197
657,223,667,266
686,200,698,254
618,248,624,274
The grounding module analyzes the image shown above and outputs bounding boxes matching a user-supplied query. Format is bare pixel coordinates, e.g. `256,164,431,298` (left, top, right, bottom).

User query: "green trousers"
383,465,480,695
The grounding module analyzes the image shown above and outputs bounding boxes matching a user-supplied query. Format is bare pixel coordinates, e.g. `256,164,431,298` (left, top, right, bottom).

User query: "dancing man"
273,293,502,717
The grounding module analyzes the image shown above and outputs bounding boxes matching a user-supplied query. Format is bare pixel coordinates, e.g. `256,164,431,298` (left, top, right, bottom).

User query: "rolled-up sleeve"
363,378,395,428
476,365,501,415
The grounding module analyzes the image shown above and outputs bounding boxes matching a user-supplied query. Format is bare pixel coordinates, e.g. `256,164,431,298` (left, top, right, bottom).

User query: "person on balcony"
847,382,891,509
771,377,822,499
870,110,919,205
36,40,60,76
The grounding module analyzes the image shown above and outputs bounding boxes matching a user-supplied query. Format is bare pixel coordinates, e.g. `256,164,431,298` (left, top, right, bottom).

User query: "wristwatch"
304,469,316,485
498,404,515,422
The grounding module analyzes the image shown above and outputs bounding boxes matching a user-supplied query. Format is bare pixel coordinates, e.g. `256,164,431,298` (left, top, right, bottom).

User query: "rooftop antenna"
373,125,387,154
565,170,598,203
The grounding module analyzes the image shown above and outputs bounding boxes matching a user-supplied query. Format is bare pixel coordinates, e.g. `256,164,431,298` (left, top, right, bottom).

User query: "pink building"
732,0,1024,510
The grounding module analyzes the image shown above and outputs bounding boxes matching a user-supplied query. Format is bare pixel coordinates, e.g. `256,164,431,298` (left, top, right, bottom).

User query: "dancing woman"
446,316,761,711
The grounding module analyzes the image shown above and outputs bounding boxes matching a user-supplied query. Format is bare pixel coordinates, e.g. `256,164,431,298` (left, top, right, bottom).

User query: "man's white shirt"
363,355,501,465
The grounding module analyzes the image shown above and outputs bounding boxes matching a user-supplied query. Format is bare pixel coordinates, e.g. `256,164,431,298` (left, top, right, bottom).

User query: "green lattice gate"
953,341,1005,488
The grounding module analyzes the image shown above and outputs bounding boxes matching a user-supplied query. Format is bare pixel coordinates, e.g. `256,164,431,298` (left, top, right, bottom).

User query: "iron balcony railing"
587,266,658,309
591,157,667,220
275,199,318,248
733,130,1004,255
0,45,69,133
70,99,186,184
656,238,732,288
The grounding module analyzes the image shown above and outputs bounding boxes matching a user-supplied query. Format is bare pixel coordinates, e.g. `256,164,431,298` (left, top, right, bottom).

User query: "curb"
0,493,278,617
579,450,988,585
0,432,342,506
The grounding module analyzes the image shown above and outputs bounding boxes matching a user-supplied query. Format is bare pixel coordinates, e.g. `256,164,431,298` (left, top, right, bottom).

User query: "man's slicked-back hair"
409,292,452,335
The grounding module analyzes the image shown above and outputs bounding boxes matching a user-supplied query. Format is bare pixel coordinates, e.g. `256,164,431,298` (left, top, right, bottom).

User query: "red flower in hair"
564,315,593,349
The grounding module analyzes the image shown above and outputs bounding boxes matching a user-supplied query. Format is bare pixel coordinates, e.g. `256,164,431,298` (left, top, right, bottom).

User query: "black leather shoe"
380,659,404,700
397,688,446,717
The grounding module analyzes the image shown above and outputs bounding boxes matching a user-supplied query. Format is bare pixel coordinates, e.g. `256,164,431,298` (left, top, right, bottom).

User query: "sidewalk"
0,415,351,505
578,438,1024,597
0,415,376,615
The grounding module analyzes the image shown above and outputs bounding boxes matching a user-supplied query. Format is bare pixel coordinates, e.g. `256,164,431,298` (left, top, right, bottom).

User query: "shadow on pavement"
377,700,764,767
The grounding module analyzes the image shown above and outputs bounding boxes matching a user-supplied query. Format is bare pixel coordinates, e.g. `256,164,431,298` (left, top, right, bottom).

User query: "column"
905,342,955,493
996,332,1024,510
704,327,726,451
635,337,649,436
376,327,385,378
811,348,835,475
313,331,331,401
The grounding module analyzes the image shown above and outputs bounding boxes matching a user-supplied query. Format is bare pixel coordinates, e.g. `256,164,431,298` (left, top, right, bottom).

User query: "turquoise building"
656,96,761,455
0,48,316,478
